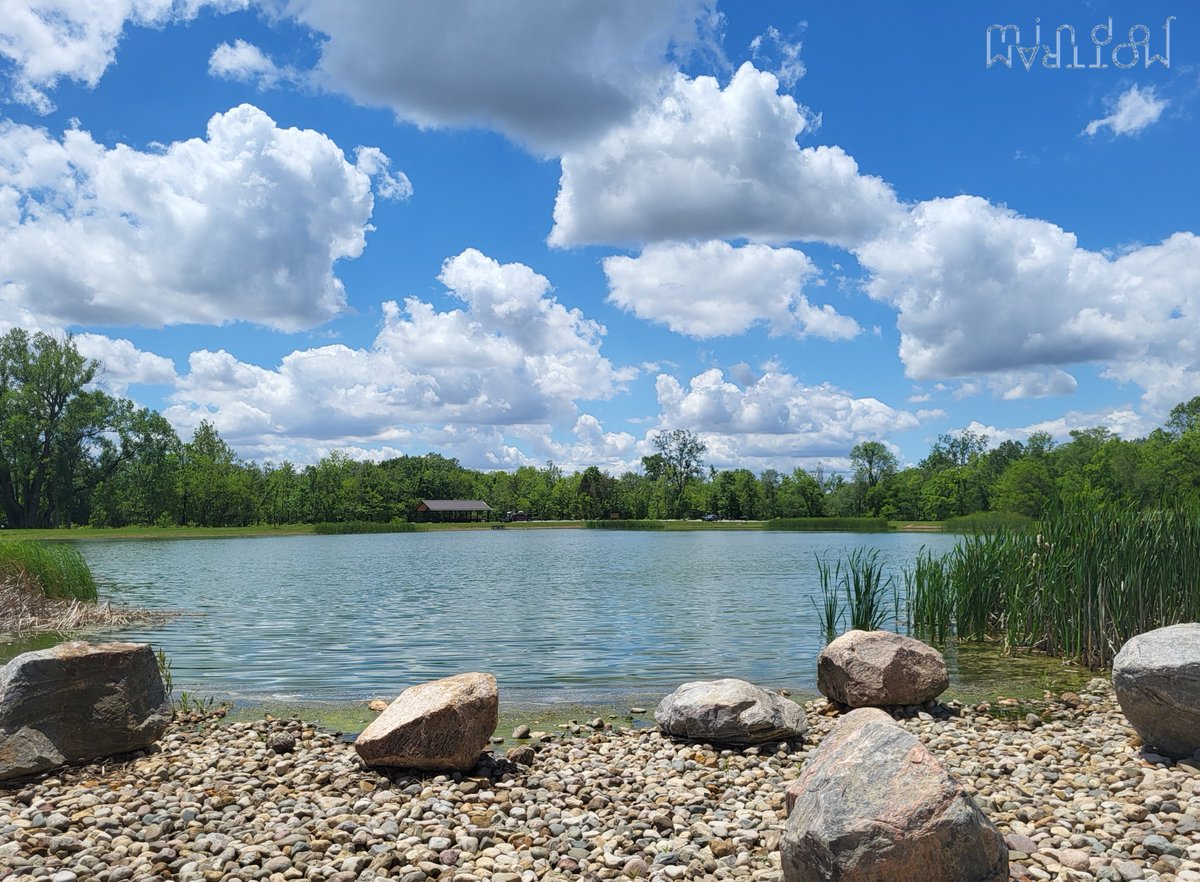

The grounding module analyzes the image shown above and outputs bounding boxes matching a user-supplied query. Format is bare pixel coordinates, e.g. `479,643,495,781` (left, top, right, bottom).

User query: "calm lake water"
4,530,1085,706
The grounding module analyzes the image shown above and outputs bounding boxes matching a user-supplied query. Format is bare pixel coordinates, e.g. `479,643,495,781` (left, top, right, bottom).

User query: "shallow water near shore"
0,529,1090,710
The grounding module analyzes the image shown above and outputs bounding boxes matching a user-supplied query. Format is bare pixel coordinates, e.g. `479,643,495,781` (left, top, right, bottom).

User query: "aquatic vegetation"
902,505,1200,669
312,520,419,534
0,540,96,601
813,548,894,637
767,517,890,532
583,519,667,530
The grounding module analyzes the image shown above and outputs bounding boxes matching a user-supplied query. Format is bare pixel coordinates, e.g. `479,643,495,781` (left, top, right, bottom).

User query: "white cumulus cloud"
0,0,246,112
163,249,636,457
1083,84,1168,138
550,63,899,249
858,195,1200,413
208,38,290,88
604,240,859,340
0,105,408,331
654,367,918,468
280,0,720,153
74,333,178,395
990,369,1078,400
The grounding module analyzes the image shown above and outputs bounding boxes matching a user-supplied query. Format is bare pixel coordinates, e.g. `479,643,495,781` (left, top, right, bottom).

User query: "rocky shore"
1,677,1198,882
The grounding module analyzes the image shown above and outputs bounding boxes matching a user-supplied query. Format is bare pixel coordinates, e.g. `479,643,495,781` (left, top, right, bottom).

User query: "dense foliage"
6,329,1200,528
905,505,1200,669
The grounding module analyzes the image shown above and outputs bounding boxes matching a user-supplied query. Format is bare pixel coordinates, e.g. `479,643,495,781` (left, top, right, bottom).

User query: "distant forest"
4,328,1200,529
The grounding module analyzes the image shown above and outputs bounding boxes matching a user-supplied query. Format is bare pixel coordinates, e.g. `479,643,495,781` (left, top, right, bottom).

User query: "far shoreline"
0,518,951,542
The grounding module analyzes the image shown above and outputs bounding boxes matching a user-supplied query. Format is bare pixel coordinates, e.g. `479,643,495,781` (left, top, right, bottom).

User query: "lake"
4,530,1085,706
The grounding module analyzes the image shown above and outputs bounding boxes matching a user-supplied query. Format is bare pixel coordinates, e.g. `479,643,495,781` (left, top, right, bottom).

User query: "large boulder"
0,641,173,781
355,672,498,772
655,678,807,745
817,630,948,708
782,708,1007,882
1113,623,1200,758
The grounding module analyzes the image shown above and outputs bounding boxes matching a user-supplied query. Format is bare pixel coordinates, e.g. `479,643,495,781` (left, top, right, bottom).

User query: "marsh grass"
768,517,890,532
312,521,419,534
902,505,1200,668
0,540,96,601
0,539,176,634
813,548,894,639
583,520,667,530
0,576,176,634
812,556,844,639
941,511,1034,533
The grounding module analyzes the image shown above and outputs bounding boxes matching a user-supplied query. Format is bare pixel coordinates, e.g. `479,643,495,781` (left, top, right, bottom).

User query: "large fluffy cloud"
281,0,718,152
0,105,408,331
858,196,1200,409
0,0,246,112
655,367,919,467
164,249,635,454
550,63,900,249
604,240,859,340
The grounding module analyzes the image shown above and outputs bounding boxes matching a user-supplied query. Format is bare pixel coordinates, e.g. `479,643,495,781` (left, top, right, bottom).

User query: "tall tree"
651,429,707,518
0,330,120,528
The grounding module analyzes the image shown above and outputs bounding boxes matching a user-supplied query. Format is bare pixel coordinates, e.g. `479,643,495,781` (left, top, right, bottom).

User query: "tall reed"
813,548,894,638
812,555,844,639
902,505,1200,669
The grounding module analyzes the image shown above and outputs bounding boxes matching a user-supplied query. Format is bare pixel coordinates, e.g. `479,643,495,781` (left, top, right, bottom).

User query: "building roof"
417,499,493,512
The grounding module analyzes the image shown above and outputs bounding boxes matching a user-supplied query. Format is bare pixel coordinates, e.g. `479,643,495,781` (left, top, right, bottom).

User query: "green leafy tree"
1166,396,1200,437
991,457,1055,518
0,329,128,528
651,429,707,518
850,441,898,514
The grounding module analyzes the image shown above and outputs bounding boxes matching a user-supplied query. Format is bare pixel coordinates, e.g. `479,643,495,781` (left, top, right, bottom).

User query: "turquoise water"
8,530,969,704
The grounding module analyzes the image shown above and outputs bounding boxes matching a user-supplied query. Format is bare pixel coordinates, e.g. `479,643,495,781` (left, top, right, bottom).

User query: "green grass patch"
941,511,1034,533
767,517,891,532
312,521,419,535
583,519,667,530
0,540,97,601
0,524,316,541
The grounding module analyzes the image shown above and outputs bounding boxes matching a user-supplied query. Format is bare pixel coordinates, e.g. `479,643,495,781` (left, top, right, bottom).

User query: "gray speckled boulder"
782,708,1007,882
0,641,172,781
655,678,807,745
817,629,948,708
1113,623,1200,758
355,672,498,772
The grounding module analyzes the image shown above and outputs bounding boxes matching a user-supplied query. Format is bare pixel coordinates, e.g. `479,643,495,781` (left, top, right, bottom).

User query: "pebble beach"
2,678,1198,882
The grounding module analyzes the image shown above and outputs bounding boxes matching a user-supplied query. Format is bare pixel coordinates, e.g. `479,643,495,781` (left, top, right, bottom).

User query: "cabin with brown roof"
414,499,493,522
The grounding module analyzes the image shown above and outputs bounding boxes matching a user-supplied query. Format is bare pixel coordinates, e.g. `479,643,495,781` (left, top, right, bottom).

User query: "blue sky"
0,1,1194,475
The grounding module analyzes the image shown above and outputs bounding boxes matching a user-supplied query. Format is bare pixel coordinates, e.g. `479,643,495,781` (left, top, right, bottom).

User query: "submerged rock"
0,641,172,781
354,672,498,772
782,708,1007,882
817,629,948,708
1113,622,1200,758
655,678,807,745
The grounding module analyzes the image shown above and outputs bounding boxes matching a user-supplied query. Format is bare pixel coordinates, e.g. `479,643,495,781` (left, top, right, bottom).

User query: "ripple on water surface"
1,529,1081,703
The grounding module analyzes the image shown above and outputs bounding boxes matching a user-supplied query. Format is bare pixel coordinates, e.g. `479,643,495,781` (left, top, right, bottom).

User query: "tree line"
4,328,1200,529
